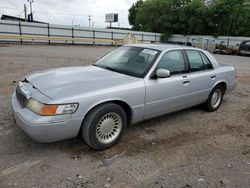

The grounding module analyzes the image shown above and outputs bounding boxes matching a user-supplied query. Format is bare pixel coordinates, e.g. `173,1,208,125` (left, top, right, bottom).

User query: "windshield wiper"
94,64,130,76
104,66,116,71
103,66,126,75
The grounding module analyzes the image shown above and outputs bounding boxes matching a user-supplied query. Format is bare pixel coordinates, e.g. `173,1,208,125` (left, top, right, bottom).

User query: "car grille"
16,85,28,108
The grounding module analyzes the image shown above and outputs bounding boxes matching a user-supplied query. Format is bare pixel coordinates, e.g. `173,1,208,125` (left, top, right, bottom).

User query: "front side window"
94,46,160,78
157,50,185,75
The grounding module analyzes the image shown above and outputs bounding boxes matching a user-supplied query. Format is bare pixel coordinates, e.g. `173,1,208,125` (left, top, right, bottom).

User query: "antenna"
88,15,91,27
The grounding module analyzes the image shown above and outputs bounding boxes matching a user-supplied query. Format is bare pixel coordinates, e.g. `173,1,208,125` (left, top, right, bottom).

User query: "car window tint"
95,46,160,78
157,51,185,75
200,52,213,69
139,50,156,66
186,50,204,72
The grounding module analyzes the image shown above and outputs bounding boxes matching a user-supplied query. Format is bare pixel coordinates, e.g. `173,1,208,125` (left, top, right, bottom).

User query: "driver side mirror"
156,69,171,78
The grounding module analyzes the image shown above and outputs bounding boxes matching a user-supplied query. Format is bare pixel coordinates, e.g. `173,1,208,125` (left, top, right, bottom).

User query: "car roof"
125,43,220,68
125,43,197,51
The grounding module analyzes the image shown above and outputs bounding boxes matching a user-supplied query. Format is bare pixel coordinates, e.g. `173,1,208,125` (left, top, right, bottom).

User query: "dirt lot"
0,44,249,188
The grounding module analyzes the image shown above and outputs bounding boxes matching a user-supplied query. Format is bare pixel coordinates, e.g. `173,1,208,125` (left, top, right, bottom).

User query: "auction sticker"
142,49,158,55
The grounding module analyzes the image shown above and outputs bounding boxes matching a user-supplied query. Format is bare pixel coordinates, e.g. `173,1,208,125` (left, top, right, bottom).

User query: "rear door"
183,50,216,105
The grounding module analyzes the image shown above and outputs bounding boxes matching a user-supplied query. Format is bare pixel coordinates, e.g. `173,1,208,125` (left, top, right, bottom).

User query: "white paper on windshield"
142,49,158,55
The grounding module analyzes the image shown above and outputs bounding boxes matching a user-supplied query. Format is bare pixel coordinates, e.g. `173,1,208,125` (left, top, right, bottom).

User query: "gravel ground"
0,44,249,188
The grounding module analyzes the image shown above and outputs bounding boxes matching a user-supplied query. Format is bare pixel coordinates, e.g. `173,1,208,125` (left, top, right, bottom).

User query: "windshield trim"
93,46,161,78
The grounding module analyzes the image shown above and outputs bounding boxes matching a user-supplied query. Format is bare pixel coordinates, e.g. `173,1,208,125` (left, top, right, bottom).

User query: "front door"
144,50,191,119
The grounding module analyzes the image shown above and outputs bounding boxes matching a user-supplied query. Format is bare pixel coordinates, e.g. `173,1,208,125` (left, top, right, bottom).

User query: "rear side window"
186,50,204,72
186,50,212,72
200,52,213,69
157,50,185,75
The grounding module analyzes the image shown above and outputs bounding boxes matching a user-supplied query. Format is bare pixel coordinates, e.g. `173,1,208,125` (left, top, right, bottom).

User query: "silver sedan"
11,44,236,150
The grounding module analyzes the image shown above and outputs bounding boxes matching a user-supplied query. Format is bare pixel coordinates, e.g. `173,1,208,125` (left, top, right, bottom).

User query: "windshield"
94,46,160,78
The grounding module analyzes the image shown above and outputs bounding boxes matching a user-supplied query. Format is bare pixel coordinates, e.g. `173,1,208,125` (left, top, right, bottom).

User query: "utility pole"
24,4,27,21
72,19,76,27
27,0,34,21
88,15,91,27
27,0,34,14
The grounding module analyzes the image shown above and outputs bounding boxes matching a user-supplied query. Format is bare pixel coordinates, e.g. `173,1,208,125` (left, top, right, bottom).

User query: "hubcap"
211,89,222,108
96,113,122,144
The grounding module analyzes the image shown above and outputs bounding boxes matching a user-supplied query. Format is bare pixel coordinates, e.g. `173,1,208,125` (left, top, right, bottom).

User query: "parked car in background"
11,44,236,150
166,41,195,47
212,41,240,55
239,40,250,56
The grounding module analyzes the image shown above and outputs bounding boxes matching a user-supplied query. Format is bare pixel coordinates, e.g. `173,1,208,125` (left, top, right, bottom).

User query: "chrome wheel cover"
96,112,122,144
211,89,222,108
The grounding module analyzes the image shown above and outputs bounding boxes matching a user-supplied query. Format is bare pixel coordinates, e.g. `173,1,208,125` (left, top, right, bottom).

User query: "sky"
0,0,137,28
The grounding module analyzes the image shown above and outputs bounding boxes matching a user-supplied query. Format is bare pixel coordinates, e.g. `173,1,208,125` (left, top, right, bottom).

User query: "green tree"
209,0,250,36
128,0,144,30
178,0,210,35
128,0,250,37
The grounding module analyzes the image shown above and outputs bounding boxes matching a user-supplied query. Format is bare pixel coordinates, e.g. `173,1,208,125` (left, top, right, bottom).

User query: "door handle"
210,75,216,79
182,80,190,84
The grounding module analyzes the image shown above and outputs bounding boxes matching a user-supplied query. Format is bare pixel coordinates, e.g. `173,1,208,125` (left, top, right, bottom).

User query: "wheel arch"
83,99,133,125
213,81,227,94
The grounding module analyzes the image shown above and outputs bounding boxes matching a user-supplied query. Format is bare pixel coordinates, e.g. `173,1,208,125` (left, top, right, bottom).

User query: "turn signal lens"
40,105,58,115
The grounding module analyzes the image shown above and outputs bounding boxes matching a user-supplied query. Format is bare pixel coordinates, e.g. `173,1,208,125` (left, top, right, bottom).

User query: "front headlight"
26,98,78,116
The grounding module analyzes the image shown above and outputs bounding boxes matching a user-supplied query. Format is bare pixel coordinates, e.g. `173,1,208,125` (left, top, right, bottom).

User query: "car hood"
26,66,139,99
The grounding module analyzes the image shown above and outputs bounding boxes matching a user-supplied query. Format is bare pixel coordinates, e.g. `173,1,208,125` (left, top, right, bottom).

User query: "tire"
81,103,127,150
204,85,224,112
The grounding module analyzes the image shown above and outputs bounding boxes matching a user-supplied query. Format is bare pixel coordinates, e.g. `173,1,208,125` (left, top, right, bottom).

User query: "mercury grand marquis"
11,44,236,150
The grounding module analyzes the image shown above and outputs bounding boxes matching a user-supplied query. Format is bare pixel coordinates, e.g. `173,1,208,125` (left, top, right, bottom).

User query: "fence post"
226,38,230,48
142,33,144,43
93,30,95,46
18,21,23,44
47,23,50,45
72,27,74,45
111,32,114,46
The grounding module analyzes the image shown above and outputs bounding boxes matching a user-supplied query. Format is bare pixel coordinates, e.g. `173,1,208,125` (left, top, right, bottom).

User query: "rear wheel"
204,85,224,112
81,103,127,150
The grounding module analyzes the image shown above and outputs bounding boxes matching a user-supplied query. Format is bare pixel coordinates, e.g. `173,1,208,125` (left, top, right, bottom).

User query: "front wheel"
204,86,224,112
81,103,127,150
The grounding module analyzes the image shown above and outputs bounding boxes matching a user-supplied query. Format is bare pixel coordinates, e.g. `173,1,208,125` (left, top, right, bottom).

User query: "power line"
34,10,128,21
0,7,128,22
7,0,20,8
0,6,21,10
0,6,129,27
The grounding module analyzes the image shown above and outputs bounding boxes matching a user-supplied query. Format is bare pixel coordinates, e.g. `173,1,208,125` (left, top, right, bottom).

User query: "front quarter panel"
67,79,146,124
